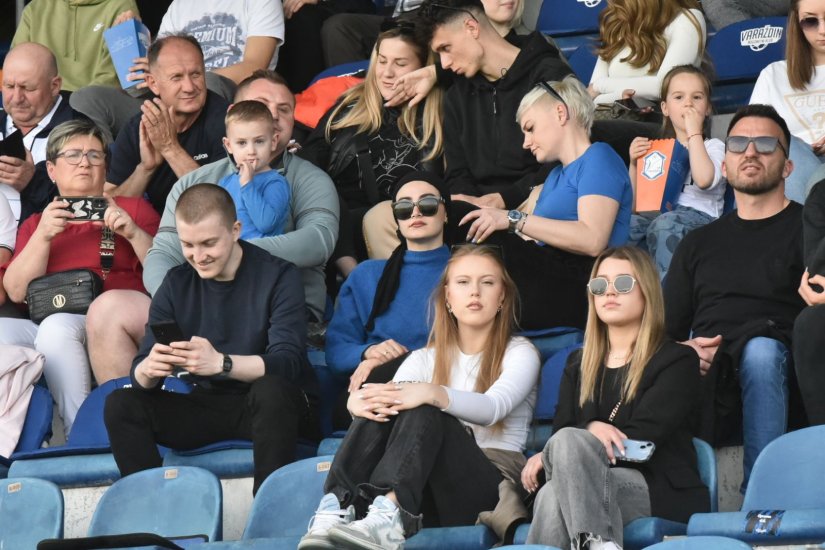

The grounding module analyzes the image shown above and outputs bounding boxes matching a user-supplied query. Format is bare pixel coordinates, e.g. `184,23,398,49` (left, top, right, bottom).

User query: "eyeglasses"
587,275,637,296
55,149,106,166
420,2,479,23
725,136,787,157
391,196,444,220
799,16,825,31
536,81,567,107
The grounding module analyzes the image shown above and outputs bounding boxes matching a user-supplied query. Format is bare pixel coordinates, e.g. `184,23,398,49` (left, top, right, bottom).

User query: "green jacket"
13,0,139,91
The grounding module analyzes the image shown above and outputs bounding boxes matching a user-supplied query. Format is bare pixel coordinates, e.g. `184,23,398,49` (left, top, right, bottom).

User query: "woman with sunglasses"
0,120,159,436
299,21,444,282
459,75,632,330
751,0,825,203
522,246,708,549
301,244,540,550
325,171,450,428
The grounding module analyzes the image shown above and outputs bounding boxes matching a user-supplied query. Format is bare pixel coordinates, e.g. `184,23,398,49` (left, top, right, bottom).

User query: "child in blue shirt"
219,100,290,239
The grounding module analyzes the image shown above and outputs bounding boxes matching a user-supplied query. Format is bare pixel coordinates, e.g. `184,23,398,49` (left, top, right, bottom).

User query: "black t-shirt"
107,91,229,213
597,364,626,422
665,201,806,340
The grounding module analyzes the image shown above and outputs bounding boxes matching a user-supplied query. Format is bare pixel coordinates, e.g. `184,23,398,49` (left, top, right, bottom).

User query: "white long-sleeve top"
590,9,706,105
392,336,540,453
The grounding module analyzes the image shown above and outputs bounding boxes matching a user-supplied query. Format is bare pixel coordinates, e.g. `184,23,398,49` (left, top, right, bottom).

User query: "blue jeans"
787,136,824,204
738,337,789,492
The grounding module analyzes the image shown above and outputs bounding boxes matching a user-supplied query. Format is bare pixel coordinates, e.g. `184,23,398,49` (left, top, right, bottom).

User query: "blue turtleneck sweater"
325,245,451,374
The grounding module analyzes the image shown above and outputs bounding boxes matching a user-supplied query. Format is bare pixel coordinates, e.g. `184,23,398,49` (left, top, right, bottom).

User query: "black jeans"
793,305,825,425
104,375,319,493
325,406,502,536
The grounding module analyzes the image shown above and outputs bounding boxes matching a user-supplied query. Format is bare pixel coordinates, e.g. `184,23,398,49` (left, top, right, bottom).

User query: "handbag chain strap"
100,226,115,280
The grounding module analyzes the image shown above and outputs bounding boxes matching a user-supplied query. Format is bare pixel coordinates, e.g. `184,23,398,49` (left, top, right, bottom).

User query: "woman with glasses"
522,246,708,549
301,244,540,550
459,75,632,330
751,0,825,203
589,0,706,121
300,21,444,281
325,171,450,428
0,120,159,436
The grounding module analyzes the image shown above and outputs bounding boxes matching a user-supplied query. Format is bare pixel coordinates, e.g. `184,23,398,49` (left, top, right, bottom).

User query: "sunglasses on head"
725,136,788,156
536,81,567,107
391,195,444,220
587,275,636,296
799,16,824,31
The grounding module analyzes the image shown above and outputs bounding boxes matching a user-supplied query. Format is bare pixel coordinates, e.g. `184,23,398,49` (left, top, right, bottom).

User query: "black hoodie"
442,32,572,208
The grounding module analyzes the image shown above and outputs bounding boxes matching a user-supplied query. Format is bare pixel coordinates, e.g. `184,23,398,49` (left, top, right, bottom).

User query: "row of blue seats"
3,424,824,549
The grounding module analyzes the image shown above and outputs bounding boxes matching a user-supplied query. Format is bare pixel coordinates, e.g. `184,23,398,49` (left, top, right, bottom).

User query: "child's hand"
682,106,705,137
238,159,257,186
629,137,651,164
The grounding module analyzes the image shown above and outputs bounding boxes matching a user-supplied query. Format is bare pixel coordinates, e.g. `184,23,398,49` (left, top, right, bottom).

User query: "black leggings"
793,305,825,425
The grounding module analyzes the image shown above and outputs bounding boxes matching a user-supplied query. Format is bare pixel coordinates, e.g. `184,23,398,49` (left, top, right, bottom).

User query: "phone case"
613,439,655,462
59,196,108,221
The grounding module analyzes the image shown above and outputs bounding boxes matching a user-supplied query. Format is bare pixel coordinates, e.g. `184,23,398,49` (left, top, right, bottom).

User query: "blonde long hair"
597,0,704,71
578,246,665,408
325,27,444,161
428,246,519,394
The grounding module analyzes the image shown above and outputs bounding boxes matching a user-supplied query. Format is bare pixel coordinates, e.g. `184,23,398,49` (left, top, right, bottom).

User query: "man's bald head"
2,42,61,131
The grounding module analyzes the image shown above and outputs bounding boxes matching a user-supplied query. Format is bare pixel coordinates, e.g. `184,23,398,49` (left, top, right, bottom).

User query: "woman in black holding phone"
521,246,708,549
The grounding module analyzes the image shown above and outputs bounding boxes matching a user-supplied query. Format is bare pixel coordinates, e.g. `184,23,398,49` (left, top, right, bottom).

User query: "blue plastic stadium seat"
514,438,716,549
0,477,63,547
163,438,319,477
406,525,498,549
646,536,754,549
499,546,562,550
8,377,188,487
688,425,825,545
707,16,787,112
566,44,599,83
536,0,604,55
309,348,344,437
1,383,54,474
88,466,223,542
518,327,584,363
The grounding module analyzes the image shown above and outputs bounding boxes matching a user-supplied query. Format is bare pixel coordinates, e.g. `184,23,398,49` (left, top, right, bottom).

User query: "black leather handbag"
25,226,114,324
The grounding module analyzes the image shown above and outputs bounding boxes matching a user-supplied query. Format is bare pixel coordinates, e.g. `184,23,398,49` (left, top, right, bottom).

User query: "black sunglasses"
799,16,824,31
421,2,479,22
587,275,636,296
725,136,787,156
392,196,444,220
536,81,567,107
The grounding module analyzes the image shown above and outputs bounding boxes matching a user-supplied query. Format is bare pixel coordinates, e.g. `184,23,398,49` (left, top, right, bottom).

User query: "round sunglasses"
391,196,444,220
587,275,637,296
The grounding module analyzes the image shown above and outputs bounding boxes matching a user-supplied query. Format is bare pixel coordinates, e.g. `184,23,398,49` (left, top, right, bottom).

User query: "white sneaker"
328,495,406,550
298,493,356,550
585,536,622,550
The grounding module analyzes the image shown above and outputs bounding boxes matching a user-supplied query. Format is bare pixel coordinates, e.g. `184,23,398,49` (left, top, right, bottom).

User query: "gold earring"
447,303,453,315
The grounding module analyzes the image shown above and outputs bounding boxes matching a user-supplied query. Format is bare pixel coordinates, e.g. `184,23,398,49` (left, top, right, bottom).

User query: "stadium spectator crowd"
2,0,825,547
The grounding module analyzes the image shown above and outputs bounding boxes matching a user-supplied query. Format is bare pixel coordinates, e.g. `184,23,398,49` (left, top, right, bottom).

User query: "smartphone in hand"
613,439,655,462
58,196,108,221
150,321,185,346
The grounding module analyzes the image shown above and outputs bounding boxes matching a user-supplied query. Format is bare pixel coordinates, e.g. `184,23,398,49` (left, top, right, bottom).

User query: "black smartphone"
58,196,108,221
613,96,658,112
0,131,27,161
150,321,185,346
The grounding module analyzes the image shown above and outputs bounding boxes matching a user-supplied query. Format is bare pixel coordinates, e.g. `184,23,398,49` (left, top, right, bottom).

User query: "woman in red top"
0,119,159,436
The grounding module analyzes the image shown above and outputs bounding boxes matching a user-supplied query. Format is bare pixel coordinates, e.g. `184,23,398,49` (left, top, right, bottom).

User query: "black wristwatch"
221,354,233,376
507,210,525,233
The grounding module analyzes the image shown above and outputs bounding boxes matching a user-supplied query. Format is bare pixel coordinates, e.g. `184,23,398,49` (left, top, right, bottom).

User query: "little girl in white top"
628,65,726,278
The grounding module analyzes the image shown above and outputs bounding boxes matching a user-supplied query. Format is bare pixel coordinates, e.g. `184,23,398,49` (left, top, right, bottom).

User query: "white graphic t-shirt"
751,60,825,145
159,0,285,71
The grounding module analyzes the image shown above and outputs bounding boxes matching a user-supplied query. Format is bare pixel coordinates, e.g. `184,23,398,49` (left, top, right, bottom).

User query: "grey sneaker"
328,495,406,550
298,493,356,550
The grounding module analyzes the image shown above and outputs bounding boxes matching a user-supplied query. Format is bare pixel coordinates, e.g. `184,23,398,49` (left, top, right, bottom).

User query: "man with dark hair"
665,104,805,492
105,35,228,214
104,183,318,494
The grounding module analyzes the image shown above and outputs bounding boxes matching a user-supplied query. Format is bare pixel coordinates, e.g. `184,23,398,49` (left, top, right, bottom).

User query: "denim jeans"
738,337,789,492
526,427,651,548
324,406,502,536
787,136,824,204
629,206,715,280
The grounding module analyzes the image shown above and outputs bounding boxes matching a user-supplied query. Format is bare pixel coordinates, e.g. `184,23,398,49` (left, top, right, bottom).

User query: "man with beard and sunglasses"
664,104,805,494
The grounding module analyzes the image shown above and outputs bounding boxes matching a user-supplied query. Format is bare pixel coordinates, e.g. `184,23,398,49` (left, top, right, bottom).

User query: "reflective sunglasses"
56,149,106,166
587,275,637,296
799,16,825,31
391,196,444,220
725,136,787,157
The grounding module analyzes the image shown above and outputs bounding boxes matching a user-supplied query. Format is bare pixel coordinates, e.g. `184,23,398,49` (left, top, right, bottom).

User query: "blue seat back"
13,384,53,454
244,455,333,539
567,44,598,82
693,437,717,512
743,425,825,510
707,17,787,83
534,344,583,421
645,535,752,549
0,477,64,546
537,0,605,36
89,466,223,541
